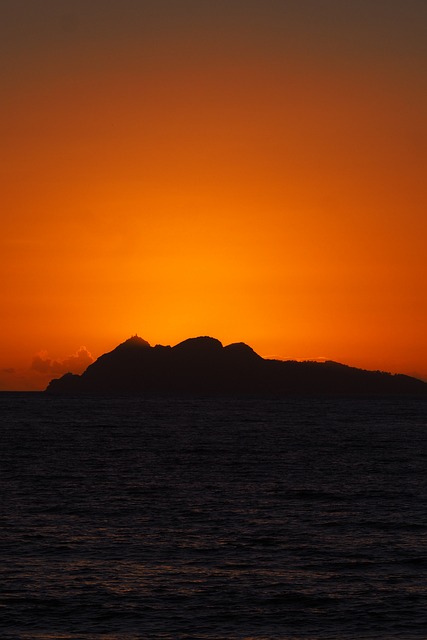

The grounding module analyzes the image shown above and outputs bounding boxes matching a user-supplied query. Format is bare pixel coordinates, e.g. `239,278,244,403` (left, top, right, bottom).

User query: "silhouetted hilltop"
45,336,427,395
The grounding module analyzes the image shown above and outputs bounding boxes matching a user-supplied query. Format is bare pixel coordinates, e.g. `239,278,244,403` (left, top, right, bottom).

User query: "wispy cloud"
31,347,94,375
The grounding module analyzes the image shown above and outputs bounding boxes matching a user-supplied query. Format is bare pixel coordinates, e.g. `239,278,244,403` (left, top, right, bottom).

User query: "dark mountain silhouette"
45,335,427,395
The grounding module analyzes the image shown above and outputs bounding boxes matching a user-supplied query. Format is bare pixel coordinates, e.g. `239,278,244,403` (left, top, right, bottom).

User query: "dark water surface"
1,393,426,639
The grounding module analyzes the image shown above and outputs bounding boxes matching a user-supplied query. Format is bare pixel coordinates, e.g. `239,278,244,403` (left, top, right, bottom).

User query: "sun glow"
1,2,427,389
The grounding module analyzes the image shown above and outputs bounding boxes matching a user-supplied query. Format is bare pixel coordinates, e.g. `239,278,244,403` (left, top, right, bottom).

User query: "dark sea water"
1,392,426,640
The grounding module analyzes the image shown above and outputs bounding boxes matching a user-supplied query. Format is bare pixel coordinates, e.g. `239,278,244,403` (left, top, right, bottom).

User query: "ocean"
1,392,426,639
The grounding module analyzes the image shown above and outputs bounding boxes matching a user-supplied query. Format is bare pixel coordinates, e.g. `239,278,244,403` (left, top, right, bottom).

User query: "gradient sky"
1,0,427,390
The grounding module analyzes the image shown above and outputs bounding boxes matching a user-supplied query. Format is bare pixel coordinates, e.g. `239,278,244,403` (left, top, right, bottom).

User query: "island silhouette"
45,336,427,394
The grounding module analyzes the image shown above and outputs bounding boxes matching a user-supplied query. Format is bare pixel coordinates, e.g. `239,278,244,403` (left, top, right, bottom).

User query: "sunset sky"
1,0,427,390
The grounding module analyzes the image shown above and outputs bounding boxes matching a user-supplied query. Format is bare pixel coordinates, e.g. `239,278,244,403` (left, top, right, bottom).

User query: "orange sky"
1,1,427,390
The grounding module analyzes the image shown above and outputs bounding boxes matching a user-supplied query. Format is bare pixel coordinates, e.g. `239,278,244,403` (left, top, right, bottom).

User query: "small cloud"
31,347,94,375
31,351,52,374
1,367,15,374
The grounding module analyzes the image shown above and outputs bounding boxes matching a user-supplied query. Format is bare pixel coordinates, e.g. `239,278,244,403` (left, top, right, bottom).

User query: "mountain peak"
224,342,262,359
173,336,223,353
119,335,151,348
